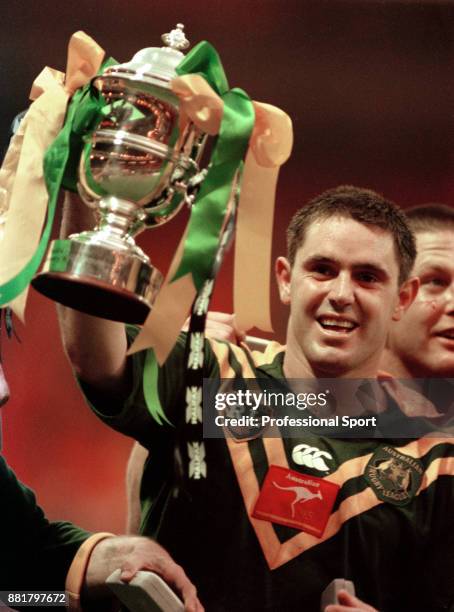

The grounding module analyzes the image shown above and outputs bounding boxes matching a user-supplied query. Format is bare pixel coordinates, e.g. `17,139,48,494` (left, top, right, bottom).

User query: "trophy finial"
162,23,190,51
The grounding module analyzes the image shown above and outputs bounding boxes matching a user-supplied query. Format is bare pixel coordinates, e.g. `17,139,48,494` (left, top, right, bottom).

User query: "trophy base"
32,238,163,324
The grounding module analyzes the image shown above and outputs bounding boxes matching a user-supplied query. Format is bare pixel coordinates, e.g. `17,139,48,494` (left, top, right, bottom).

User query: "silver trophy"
33,24,207,324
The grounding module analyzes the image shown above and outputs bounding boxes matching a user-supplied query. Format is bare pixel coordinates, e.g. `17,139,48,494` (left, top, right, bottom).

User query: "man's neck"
283,340,380,380
282,340,387,415
379,348,454,415
380,347,414,379
282,346,316,379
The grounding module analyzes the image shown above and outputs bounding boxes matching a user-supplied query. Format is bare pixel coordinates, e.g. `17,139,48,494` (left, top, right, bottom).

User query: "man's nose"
0,363,10,407
328,272,354,309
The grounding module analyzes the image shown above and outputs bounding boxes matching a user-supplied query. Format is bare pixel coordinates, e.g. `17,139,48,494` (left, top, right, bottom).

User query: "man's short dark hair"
406,203,454,235
286,185,416,285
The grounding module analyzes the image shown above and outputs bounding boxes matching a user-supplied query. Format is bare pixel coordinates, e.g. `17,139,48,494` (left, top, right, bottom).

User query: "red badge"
252,465,340,538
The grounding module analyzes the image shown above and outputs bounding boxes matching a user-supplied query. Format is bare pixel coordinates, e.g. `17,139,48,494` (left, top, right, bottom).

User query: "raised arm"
57,192,130,397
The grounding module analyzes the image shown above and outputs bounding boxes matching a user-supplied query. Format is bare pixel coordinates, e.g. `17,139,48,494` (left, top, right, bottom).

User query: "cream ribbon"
129,74,293,361
0,31,104,320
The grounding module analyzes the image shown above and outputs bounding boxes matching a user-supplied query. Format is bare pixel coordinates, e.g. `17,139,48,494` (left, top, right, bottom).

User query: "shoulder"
205,338,285,379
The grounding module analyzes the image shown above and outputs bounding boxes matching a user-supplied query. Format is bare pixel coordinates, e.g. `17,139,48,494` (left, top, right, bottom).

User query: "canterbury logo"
291,444,333,472
272,482,323,517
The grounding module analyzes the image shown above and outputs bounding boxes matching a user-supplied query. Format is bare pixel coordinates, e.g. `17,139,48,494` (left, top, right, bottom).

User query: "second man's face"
387,230,454,377
277,216,410,377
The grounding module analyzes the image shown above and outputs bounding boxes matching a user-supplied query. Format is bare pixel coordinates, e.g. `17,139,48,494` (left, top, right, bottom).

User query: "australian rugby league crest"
364,445,423,506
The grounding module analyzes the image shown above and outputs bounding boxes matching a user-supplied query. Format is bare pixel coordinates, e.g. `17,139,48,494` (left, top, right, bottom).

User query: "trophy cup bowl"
32,25,205,324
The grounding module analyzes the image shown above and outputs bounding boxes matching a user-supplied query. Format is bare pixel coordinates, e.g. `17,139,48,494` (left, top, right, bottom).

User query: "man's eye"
424,277,447,288
356,272,378,284
314,265,333,276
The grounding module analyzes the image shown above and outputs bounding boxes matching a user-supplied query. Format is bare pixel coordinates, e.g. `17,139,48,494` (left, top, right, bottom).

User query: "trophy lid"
102,24,190,88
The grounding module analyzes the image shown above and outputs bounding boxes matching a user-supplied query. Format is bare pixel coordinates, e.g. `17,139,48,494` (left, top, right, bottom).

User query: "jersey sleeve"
0,455,90,590
77,327,220,448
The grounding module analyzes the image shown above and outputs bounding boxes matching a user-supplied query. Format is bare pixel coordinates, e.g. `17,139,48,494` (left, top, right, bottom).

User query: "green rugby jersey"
82,332,454,611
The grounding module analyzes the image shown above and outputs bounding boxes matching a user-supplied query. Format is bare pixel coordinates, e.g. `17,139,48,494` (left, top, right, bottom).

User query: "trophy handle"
141,127,208,229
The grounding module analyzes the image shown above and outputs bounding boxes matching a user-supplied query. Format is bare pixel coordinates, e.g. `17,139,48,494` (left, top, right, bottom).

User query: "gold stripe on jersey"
422,455,454,490
209,339,454,570
210,339,236,378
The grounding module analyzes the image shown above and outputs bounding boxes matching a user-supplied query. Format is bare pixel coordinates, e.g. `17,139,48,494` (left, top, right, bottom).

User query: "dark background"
2,0,454,532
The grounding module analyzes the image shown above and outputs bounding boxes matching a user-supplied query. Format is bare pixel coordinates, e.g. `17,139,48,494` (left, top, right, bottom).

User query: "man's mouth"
317,316,358,334
435,328,454,341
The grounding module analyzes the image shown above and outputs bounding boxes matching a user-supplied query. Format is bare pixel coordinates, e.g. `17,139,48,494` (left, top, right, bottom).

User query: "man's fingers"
204,311,235,323
119,567,135,581
120,553,204,612
205,321,237,342
337,590,377,611
325,590,378,612
119,548,168,579
206,312,246,338
153,561,204,612
325,607,362,612
183,312,246,344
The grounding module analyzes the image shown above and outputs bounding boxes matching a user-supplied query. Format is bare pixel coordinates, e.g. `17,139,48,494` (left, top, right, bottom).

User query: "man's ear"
275,256,292,305
392,276,419,321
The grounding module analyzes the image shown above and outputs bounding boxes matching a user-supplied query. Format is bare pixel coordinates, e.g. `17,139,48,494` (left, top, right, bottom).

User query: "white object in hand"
106,569,184,612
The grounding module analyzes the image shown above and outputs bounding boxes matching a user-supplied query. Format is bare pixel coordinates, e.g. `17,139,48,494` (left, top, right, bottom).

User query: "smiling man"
59,185,454,611
384,204,454,379
275,187,416,380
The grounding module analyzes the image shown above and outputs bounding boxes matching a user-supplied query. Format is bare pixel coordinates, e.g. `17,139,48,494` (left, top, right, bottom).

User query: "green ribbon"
143,42,255,422
0,58,116,306
176,41,229,92
171,42,255,290
62,57,118,192
143,348,172,425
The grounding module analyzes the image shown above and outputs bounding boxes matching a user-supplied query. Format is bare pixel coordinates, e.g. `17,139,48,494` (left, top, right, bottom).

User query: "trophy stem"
32,194,162,324
94,196,146,250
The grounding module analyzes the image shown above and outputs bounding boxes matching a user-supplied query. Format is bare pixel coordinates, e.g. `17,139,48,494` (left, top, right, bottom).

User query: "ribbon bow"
0,31,105,319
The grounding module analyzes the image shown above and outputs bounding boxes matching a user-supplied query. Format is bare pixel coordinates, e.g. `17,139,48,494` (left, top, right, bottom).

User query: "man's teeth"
440,330,454,339
319,317,355,330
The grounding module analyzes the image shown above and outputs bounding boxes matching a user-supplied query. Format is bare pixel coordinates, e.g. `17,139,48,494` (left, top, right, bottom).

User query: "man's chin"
425,359,454,378
308,350,355,377
406,349,454,377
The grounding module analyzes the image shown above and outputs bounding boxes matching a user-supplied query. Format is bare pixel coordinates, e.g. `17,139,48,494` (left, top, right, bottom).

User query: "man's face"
387,230,454,377
276,216,412,377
